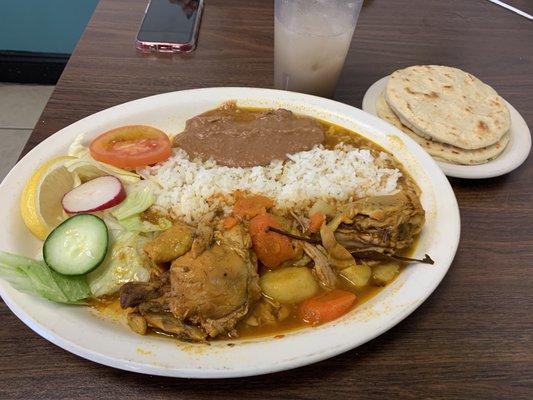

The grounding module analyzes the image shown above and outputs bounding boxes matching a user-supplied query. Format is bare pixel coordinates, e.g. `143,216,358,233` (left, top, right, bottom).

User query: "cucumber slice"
43,214,108,275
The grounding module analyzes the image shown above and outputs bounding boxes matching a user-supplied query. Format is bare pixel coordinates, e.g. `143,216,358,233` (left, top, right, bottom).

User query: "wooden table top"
2,0,532,398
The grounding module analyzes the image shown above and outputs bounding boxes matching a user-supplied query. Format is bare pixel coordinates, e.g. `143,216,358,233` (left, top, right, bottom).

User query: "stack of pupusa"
377,65,511,165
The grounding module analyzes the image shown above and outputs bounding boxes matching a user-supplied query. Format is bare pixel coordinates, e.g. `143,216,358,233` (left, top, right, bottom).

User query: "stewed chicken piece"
120,224,260,341
169,224,261,337
335,190,425,251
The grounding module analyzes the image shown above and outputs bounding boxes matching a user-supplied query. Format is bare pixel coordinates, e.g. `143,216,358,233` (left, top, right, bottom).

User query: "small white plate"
362,76,531,179
0,87,460,378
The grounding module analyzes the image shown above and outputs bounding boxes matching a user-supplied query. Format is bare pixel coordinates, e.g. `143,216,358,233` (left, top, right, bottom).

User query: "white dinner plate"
0,87,460,378
362,76,531,179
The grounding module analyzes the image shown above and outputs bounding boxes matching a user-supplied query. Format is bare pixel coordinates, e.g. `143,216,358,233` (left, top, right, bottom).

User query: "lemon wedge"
20,156,78,240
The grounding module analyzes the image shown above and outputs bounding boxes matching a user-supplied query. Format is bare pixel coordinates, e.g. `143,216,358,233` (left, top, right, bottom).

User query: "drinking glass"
274,0,364,98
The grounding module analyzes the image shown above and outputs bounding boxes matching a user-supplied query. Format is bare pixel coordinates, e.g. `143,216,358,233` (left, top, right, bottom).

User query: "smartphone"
136,0,204,53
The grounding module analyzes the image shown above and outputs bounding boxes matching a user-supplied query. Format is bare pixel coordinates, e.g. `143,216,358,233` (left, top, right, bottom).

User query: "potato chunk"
144,223,193,263
127,312,147,335
372,262,400,286
340,264,371,289
260,267,319,304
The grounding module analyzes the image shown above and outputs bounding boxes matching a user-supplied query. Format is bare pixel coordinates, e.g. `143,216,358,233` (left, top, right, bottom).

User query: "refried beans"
173,103,325,167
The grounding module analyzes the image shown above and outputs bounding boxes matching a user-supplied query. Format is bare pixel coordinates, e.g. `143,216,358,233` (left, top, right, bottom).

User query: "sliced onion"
309,200,335,218
62,175,126,214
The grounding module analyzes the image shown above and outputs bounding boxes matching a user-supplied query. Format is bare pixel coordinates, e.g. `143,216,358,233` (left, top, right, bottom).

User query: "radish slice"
62,176,126,213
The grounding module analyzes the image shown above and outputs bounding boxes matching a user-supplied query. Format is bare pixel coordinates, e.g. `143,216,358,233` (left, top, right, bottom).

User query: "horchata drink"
274,0,363,98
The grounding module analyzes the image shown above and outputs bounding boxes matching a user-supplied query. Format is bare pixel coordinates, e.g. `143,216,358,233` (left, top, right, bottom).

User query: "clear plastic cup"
274,0,363,98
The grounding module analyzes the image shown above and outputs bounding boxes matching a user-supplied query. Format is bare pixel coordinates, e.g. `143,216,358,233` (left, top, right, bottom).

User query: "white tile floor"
0,83,54,180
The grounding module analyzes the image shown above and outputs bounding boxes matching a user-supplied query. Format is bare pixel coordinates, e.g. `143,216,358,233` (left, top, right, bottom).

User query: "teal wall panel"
0,0,99,54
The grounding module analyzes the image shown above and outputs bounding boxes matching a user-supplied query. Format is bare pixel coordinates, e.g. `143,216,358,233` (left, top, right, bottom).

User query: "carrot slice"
222,216,239,230
298,289,357,325
308,211,325,234
249,213,294,269
233,195,274,220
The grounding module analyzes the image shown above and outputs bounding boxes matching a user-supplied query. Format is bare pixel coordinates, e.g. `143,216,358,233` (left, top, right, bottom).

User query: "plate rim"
0,87,461,378
362,76,531,179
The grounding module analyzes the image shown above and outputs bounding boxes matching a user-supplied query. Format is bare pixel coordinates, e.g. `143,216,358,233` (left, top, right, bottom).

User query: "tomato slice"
89,125,172,169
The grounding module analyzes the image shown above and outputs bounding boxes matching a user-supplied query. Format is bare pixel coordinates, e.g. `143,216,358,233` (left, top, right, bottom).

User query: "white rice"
140,144,402,224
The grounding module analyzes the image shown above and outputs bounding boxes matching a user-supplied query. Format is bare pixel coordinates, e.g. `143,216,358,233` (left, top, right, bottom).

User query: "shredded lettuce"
68,132,89,158
100,212,126,237
87,232,151,297
118,215,171,233
66,133,140,184
0,251,91,304
65,158,140,184
111,184,155,220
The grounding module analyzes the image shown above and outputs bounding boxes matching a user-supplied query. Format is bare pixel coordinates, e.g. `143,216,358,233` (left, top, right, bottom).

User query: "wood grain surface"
2,0,532,399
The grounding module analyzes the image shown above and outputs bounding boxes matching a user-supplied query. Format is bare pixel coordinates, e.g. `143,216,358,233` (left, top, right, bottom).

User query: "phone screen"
137,0,200,44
